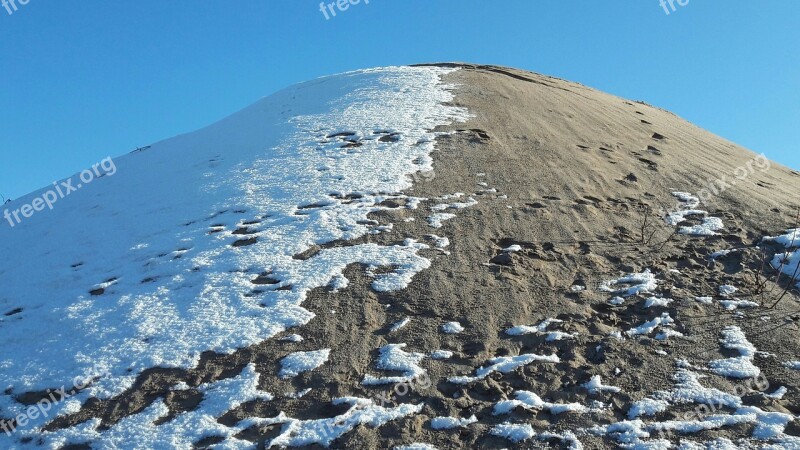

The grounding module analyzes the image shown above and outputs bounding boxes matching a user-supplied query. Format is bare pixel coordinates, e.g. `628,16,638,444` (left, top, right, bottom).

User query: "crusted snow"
0,66,470,442
441,321,464,334
784,361,800,370
494,390,589,415
709,326,760,379
718,285,738,297
666,192,724,236
430,350,453,360
279,349,331,379
280,334,304,343
765,386,788,400
448,353,560,384
426,213,457,228
242,397,425,447
627,313,679,338
601,269,658,297
390,317,412,333
505,318,574,341
628,398,670,419
490,423,536,442
584,375,622,394
41,364,273,448
394,444,438,450
362,344,426,386
763,229,800,248
429,415,478,429
644,297,674,308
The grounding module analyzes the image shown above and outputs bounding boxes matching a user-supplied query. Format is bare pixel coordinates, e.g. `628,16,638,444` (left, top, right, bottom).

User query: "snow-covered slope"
0,66,469,445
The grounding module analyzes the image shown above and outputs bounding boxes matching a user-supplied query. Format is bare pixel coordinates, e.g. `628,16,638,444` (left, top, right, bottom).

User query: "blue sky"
1,1,798,201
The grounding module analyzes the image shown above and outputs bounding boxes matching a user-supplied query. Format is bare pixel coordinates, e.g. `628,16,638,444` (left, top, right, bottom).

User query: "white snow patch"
430,350,453,360
645,297,673,308
584,375,622,394
601,269,658,297
763,229,800,249
279,349,331,379
394,444,438,450
243,397,424,447
441,321,465,334
390,317,412,333
363,344,426,386
426,213,457,228
280,334,304,343
708,327,760,379
448,353,560,384
666,192,725,236
494,391,589,415
490,423,536,442
429,415,478,429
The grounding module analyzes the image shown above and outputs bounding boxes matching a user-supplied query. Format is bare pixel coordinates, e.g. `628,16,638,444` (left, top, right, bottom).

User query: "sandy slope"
7,64,800,449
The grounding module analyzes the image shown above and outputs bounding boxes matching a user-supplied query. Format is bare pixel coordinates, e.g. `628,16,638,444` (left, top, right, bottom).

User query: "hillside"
1,64,798,449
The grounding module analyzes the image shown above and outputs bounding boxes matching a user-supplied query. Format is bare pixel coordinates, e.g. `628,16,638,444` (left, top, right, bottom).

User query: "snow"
426,234,450,248
394,444,438,450
584,375,622,394
363,344,426,385
765,386,788,400
770,250,800,285
279,349,331,379
429,415,478,429
41,364,273,449
626,313,678,338
244,397,424,448
784,361,800,370
538,431,585,450
280,334,304,343
644,297,673,308
666,192,725,236
617,368,748,442
448,353,560,384
441,321,464,334
708,327,760,379
490,423,536,442
601,269,658,297
628,398,670,419
426,212,457,228
0,66,471,442
763,229,800,248
431,197,478,211
719,299,759,310
430,350,453,360
610,296,626,305
718,285,738,297
672,192,700,208
494,390,588,415
655,369,742,409
505,318,575,341
695,296,714,305
390,317,412,333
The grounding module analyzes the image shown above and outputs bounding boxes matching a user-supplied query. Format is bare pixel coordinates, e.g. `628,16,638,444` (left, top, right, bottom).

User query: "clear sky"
1,1,798,201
